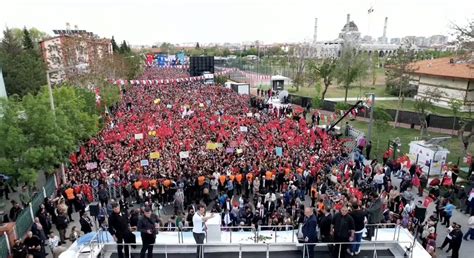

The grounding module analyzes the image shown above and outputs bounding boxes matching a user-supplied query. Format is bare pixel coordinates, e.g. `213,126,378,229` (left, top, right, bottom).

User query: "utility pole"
367,93,375,142
46,70,67,184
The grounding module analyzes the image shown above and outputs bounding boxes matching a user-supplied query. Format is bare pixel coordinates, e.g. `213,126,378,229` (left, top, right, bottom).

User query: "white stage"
60,225,430,258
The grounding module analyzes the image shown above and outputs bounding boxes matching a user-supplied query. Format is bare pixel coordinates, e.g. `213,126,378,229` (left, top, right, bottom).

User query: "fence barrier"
15,176,58,240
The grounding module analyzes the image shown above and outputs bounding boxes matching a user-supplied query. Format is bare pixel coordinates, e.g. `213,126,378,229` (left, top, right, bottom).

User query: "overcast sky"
1,0,473,45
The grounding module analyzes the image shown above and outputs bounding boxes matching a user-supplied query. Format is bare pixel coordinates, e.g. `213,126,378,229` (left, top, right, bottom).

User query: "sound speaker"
89,202,99,217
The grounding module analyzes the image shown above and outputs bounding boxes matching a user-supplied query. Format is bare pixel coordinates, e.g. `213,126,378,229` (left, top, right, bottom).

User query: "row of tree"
0,27,48,97
0,86,103,184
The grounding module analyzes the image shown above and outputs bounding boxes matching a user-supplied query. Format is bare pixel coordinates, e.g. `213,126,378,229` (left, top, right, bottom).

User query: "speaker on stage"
89,202,99,217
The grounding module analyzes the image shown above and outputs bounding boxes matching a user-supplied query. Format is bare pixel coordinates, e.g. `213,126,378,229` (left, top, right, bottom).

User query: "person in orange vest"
219,174,227,192
265,170,273,191
64,186,76,221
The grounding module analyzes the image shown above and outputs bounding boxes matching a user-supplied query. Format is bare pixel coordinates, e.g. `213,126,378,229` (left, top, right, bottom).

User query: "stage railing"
93,240,416,258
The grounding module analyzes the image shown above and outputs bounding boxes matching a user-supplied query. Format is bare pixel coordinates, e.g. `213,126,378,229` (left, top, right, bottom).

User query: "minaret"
346,14,350,25
313,18,318,44
383,17,388,39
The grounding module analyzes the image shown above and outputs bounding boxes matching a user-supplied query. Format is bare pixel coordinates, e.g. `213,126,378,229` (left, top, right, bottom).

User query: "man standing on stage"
108,202,131,258
302,207,318,258
138,207,158,258
193,204,214,258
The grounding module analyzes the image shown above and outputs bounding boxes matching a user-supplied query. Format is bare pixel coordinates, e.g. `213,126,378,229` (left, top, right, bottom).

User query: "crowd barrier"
15,176,58,239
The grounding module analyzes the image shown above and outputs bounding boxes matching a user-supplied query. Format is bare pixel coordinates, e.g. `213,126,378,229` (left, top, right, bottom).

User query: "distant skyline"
1,0,472,45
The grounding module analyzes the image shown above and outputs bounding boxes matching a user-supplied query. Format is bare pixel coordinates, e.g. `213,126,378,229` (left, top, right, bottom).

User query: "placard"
226,148,235,154
240,126,248,132
179,151,189,159
150,152,160,159
236,149,243,154
275,147,283,157
135,133,144,140
206,142,218,150
141,160,149,166
86,162,97,170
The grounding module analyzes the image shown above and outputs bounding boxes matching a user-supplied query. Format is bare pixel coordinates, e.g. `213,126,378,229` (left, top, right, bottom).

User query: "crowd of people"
7,67,473,258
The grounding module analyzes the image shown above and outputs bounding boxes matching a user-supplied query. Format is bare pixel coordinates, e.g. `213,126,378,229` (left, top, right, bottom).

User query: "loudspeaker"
89,202,99,217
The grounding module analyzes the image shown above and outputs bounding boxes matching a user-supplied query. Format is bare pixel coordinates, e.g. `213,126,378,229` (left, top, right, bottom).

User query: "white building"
411,57,474,111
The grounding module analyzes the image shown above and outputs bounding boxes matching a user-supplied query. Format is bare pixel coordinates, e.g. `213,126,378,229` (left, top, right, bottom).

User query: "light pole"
367,93,375,142
46,69,67,184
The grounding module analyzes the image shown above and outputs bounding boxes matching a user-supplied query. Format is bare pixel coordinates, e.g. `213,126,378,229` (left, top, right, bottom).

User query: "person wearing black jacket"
318,208,332,243
302,208,318,258
24,231,43,258
12,239,27,258
79,210,93,234
349,204,367,255
55,211,69,244
108,202,131,258
332,206,355,258
450,224,463,258
138,207,158,258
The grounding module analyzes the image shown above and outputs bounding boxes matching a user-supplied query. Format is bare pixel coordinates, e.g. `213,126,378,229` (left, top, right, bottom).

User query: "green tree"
111,36,120,53
11,27,48,47
22,27,34,50
0,27,22,56
414,88,444,137
449,99,463,133
119,40,130,54
308,59,337,100
335,43,367,103
222,48,231,56
372,108,393,156
0,86,100,185
385,47,417,127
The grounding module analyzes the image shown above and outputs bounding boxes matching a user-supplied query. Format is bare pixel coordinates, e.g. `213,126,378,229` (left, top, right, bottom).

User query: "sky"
1,0,473,45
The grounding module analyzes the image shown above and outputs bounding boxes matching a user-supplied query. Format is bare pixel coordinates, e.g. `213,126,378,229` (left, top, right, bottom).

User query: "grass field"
346,119,471,165
365,99,470,118
282,84,391,99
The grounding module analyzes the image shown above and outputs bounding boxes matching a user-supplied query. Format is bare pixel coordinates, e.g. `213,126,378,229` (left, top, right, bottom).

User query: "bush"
335,102,351,111
312,96,323,108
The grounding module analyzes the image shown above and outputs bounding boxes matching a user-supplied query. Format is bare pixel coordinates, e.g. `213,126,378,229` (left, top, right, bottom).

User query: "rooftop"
410,57,474,80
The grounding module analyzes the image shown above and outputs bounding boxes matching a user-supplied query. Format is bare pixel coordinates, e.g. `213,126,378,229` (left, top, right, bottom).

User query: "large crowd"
6,67,474,258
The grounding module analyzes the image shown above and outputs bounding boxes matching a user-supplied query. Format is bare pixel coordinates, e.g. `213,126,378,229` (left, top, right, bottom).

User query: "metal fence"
0,233,10,258
15,176,57,239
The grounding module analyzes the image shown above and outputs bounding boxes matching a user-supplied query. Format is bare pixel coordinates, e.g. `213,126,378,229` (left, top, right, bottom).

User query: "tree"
195,42,200,49
386,47,417,127
0,86,99,185
160,42,176,54
290,43,314,92
222,48,231,56
451,19,474,54
119,40,130,54
22,27,34,50
11,27,48,47
334,42,367,103
414,88,444,137
369,54,379,86
449,99,463,133
111,36,120,53
0,28,47,97
0,27,22,56
373,108,393,155
307,58,336,100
